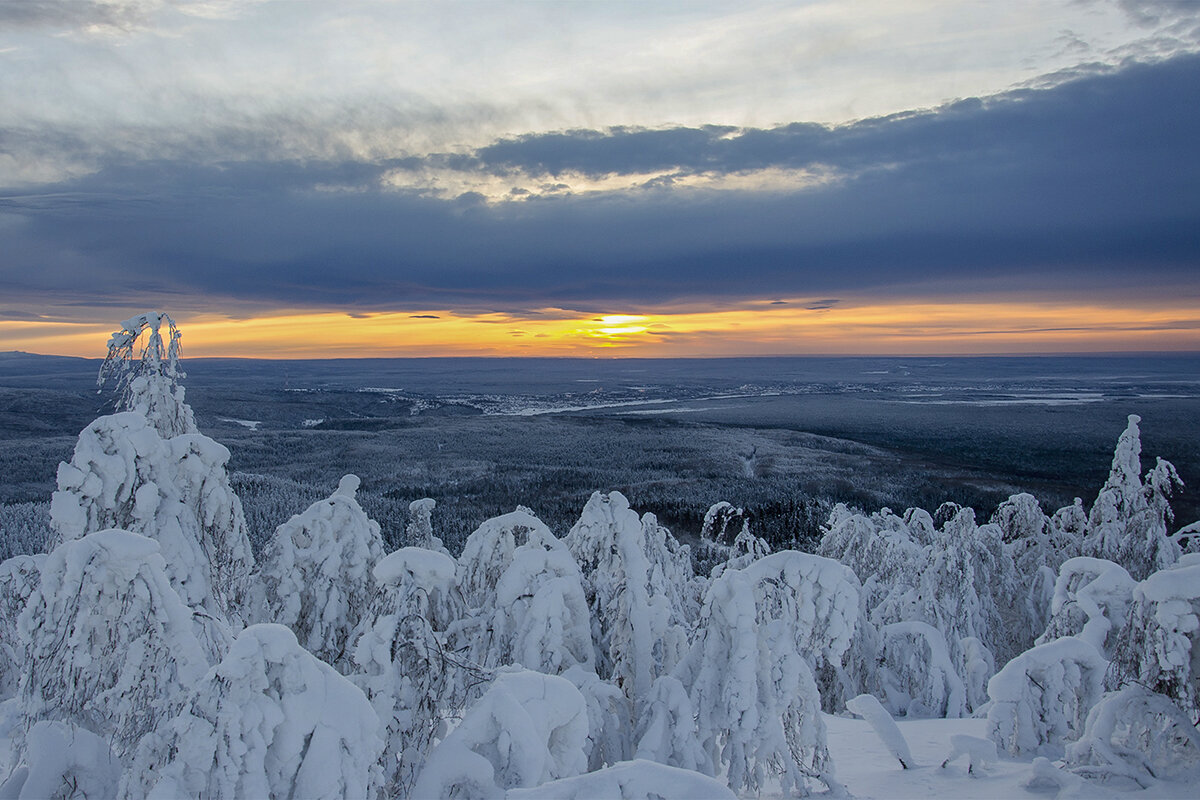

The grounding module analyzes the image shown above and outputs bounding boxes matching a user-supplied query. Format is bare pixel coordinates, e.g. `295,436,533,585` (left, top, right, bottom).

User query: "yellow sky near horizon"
4,300,1199,359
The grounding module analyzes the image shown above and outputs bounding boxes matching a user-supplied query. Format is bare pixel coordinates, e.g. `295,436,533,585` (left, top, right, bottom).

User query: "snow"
216,417,260,430
506,759,737,799
372,546,456,593
412,669,589,799
123,624,381,800
846,693,914,769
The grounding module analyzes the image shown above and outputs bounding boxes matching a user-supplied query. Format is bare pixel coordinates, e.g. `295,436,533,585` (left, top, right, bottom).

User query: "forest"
0,314,1198,798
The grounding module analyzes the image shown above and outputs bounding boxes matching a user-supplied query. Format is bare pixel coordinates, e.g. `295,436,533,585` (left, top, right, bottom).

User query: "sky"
1,0,1199,358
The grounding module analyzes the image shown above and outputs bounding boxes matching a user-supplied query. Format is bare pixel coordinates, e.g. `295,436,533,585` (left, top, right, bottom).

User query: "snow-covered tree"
987,637,1106,758
410,669,589,799
18,530,208,760
675,553,835,797
562,664,633,772
818,505,924,614
1036,557,1135,660
450,508,593,680
254,474,383,671
1109,561,1200,712
50,411,254,647
0,554,43,699
455,506,558,611
121,624,382,800
566,492,691,713
1065,684,1200,788
1087,415,1181,579
405,497,447,554
875,622,967,719
353,547,466,798
98,312,196,438
633,675,710,773
995,492,1075,649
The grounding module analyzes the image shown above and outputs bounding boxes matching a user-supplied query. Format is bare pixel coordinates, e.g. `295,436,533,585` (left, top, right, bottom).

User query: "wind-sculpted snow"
17,530,208,760
121,624,382,800
253,474,383,671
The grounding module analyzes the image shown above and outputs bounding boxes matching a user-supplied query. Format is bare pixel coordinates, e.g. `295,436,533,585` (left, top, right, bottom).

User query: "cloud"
409,314,440,319
1,55,1198,317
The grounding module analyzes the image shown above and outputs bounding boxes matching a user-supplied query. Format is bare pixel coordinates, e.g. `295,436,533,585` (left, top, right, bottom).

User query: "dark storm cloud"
3,54,1199,313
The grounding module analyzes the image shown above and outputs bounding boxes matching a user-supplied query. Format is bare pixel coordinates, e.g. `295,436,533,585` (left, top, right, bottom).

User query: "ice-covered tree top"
97,311,196,437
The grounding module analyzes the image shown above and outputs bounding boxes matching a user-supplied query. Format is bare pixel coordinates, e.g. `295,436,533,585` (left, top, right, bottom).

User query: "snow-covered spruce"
352,546,464,798
121,624,382,800
410,669,588,799
506,759,737,800
1108,560,1200,712
0,554,44,699
253,474,383,671
1036,556,1135,659
565,492,692,716
986,636,1106,758
49,411,254,646
17,530,208,761
1086,414,1181,580
675,552,836,796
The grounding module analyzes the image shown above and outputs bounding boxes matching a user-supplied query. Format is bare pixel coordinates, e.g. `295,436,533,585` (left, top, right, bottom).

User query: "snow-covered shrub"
1109,561,1200,711
254,474,383,671
50,411,254,641
566,492,691,712
633,675,710,773
0,554,43,699
700,501,747,545
122,624,382,800
506,759,737,800
1036,557,1135,659
98,312,196,438
875,622,967,719
675,556,834,796
957,636,996,714
18,530,208,760
0,721,122,800
410,669,588,799
986,637,1106,758
353,547,464,798
1086,415,1181,579
1066,684,1200,788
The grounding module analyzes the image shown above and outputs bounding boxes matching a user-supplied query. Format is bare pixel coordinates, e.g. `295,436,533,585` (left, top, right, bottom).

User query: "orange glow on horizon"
3,300,1200,359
